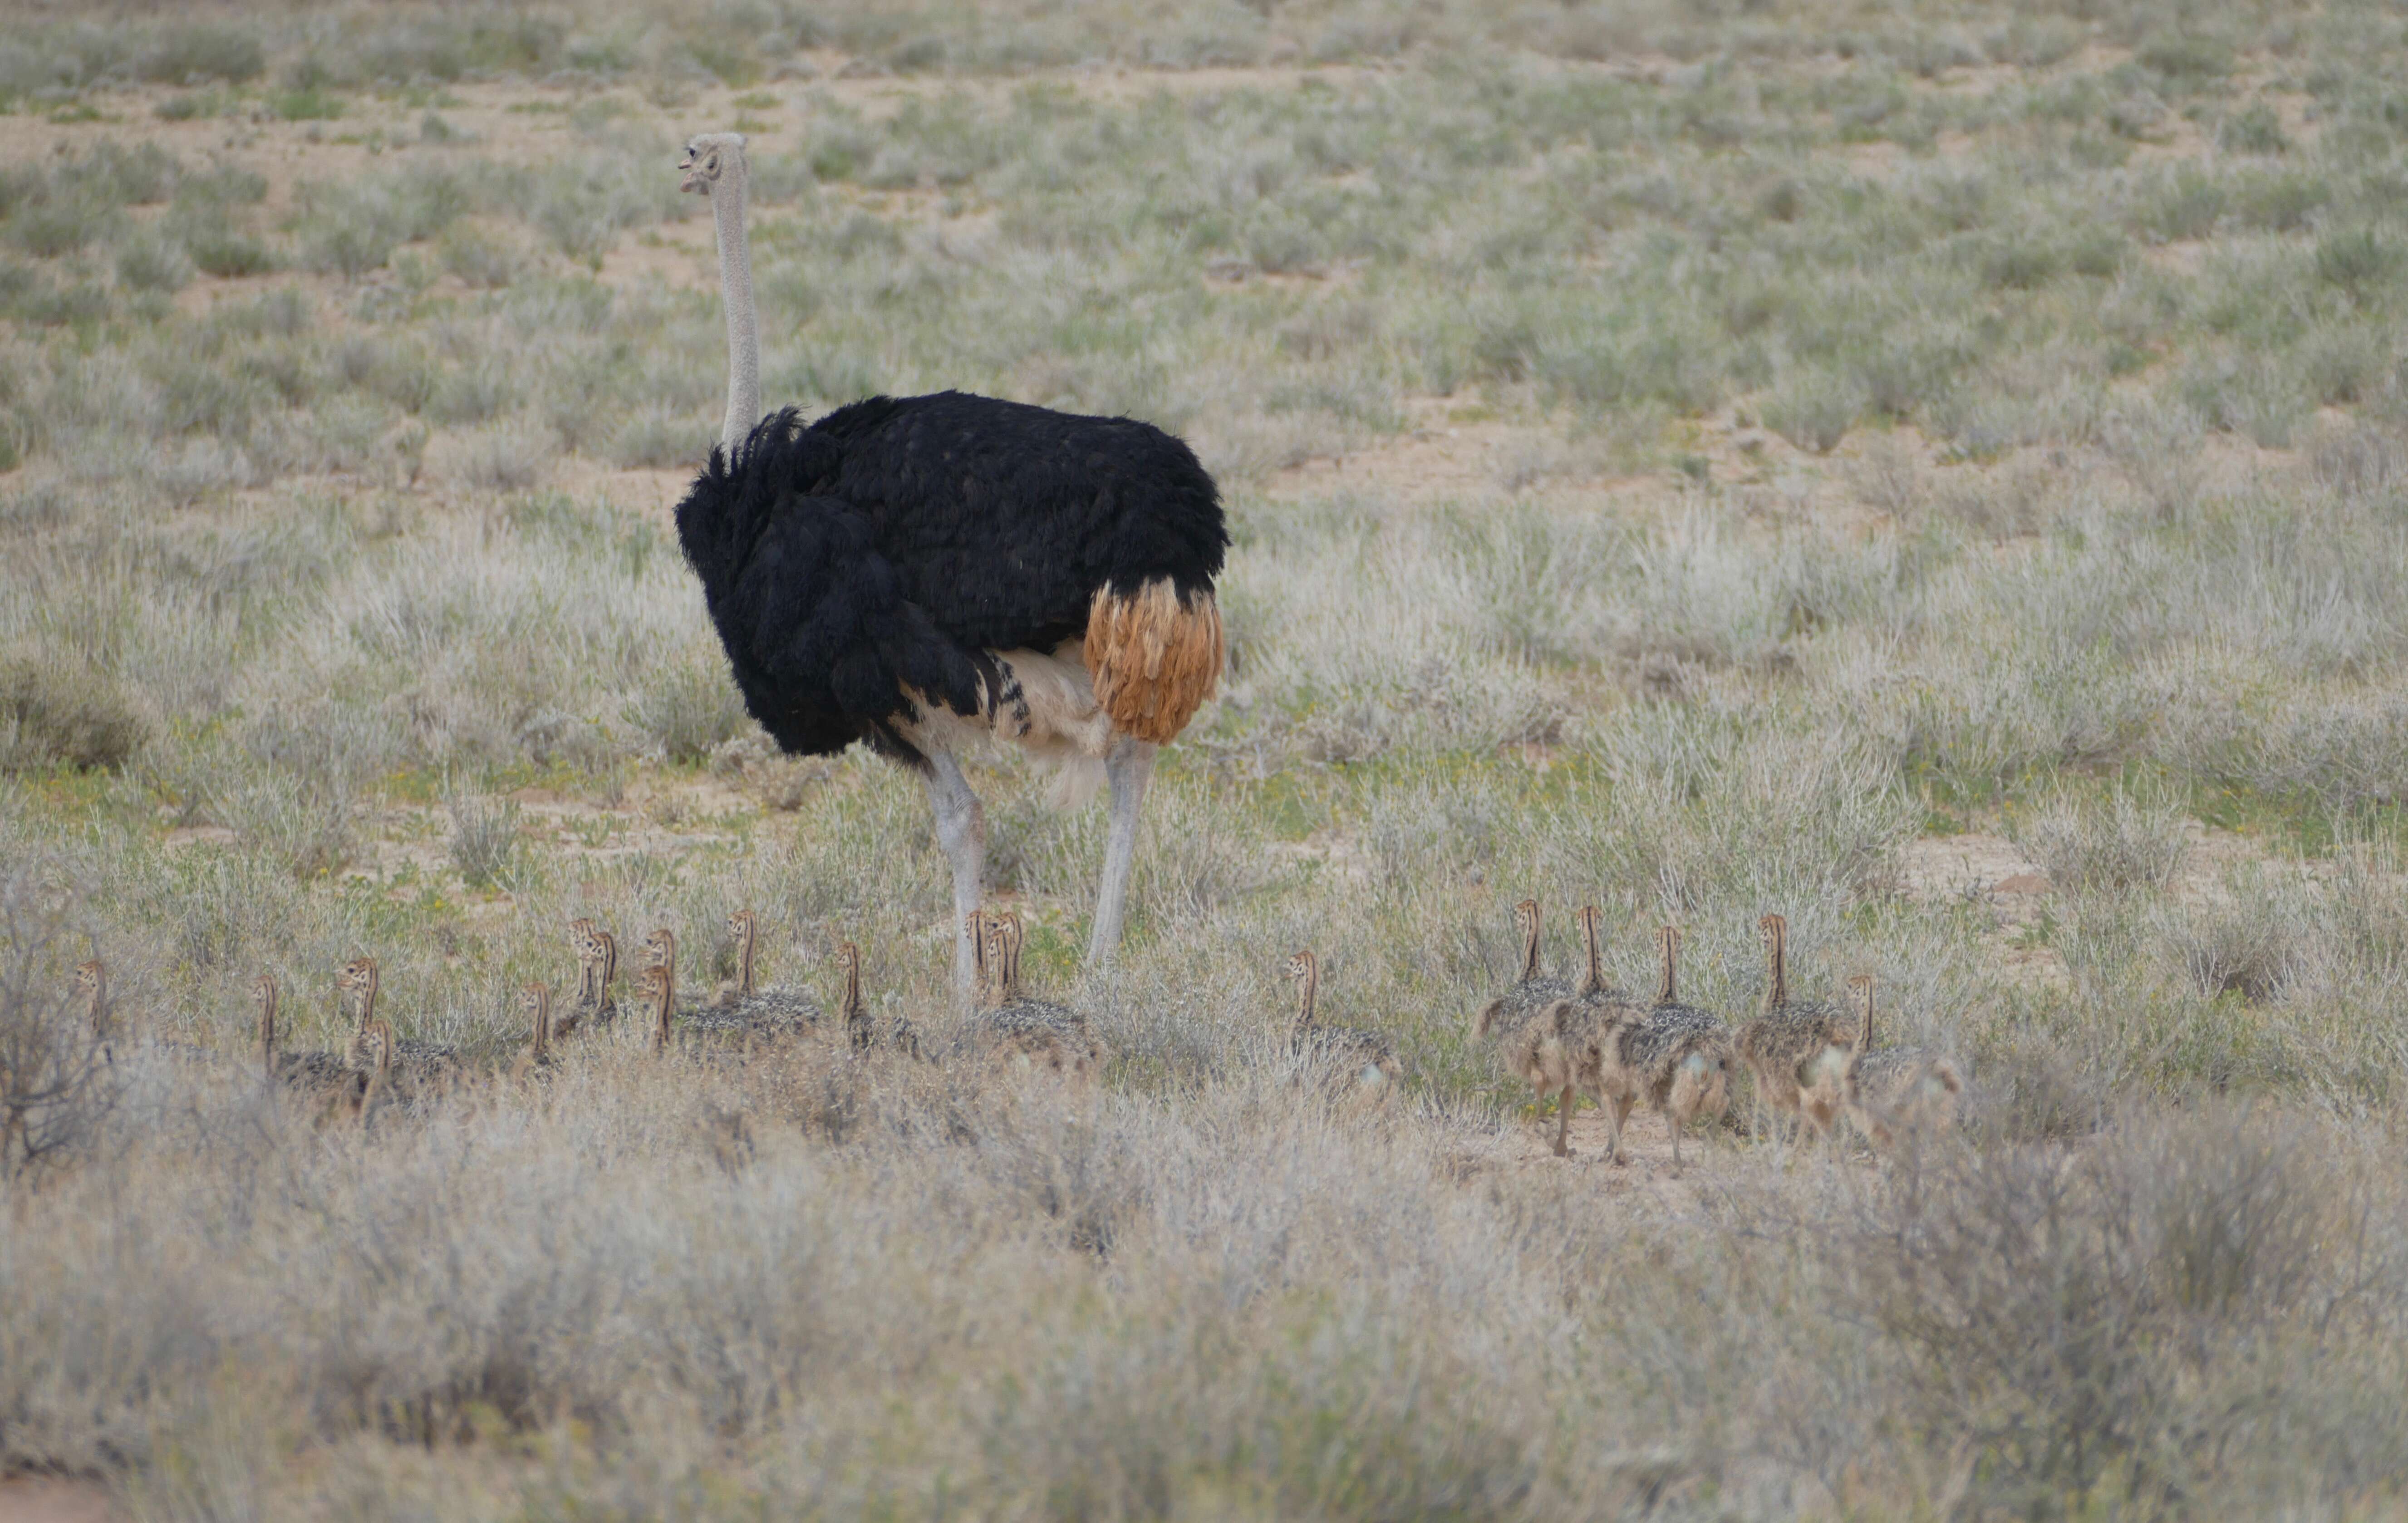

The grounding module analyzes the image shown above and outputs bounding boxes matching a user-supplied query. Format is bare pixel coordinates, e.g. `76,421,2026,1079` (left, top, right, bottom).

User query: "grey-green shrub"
0,655,144,772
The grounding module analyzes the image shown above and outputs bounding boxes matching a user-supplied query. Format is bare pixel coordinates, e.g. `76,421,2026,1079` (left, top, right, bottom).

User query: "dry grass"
7,0,2408,1514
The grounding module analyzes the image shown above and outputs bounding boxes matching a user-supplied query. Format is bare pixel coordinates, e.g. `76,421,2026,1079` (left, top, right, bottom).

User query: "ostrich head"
835,941,865,1026
1511,899,1541,981
679,132,749,197
337,956,380,1027
1283,949,1319,1032
521,982,552,1056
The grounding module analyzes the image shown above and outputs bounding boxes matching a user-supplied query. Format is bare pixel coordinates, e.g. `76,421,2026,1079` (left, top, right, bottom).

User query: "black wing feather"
675,393,1226,766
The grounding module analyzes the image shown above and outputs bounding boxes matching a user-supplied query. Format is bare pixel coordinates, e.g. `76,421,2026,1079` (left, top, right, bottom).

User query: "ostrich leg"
923,751,987,1009
1086,735,1156,967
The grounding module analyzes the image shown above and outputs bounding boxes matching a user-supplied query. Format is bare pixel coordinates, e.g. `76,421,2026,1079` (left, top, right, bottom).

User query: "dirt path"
1462,1102,1873,1213
0,1479,115,1523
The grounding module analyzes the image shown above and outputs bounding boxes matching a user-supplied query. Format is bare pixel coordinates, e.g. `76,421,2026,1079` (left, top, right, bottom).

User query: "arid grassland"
6,0,2408,1517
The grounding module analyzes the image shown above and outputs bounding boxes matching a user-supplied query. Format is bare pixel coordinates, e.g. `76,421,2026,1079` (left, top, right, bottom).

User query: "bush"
137,25,265,85
437,225,521,288
116,235,192,293
2219,101,2288,155
1761,373,1862,454
4,200,119,260
210,768,356,880
187,234,275,279
2008,785,2191,894
2314,228,2395,295
270,87,345,123
81,142,179,207
0,655,145,772
0,870,118,1184
2154,894,2296,1003
300,214,396,280
1839,1109,2327,1515
610,404,708,468
2137,169,2225,242
429,422,554,491
1979,235,2061,290
2136,31,2234,84
446,784,522,889
625,641,747,762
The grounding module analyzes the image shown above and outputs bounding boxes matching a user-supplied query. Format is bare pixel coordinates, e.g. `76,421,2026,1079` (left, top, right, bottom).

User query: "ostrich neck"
1519,919,1539,983
712,179,761,459
1294,963,1317,1030
842,959,863,1024
1657,940,1676,1004
1765,935,1785,1011
260,990,276,1063
359,968,378,1029
1858,989,1874,1047
738,925,756,996
1579,916,1603,997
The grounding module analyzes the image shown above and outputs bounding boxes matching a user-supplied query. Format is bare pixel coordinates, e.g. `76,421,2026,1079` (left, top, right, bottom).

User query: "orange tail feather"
1083,580,1224,745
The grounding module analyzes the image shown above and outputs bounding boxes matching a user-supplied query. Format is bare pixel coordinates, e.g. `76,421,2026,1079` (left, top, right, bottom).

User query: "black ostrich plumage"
674,391,1229,766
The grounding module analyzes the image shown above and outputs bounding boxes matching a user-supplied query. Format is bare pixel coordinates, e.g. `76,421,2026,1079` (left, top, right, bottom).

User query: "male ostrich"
673,133,1229,1004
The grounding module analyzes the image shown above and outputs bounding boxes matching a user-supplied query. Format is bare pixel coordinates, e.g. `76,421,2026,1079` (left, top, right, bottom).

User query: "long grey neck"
712,177,760,460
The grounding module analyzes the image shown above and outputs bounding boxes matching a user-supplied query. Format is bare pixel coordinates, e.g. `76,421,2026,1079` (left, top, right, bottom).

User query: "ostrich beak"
678,146,705,194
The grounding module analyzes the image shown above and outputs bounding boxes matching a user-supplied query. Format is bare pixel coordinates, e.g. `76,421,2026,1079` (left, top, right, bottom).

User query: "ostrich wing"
807,392,1227,652
676,395,1226,763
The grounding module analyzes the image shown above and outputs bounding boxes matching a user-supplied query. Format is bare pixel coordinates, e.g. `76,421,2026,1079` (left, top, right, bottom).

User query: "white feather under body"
894,639,1115,809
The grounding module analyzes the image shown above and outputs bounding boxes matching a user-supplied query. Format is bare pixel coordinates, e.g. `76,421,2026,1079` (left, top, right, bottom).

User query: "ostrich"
70,958,113,1068
673,133,1229,1006
834,940,919,1057
1552,906,1647,1162
336,957,458,1086
254,973,352,1097
969,909,1098,1080
1613,926,1735,1169
1473,899,1577,1152
1841,975,1964,1150
725,909,822,1030
558,919,619,1038
1281,949,1405,1100
1732,914,1849,1148
511,983,555,1085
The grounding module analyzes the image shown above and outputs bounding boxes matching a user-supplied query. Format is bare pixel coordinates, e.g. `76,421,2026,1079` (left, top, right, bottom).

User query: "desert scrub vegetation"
6,0,2408,1514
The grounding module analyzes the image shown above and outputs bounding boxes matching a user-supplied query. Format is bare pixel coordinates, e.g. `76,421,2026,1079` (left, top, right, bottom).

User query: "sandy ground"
0,1480,115,1523
1465,1100,1873,1217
